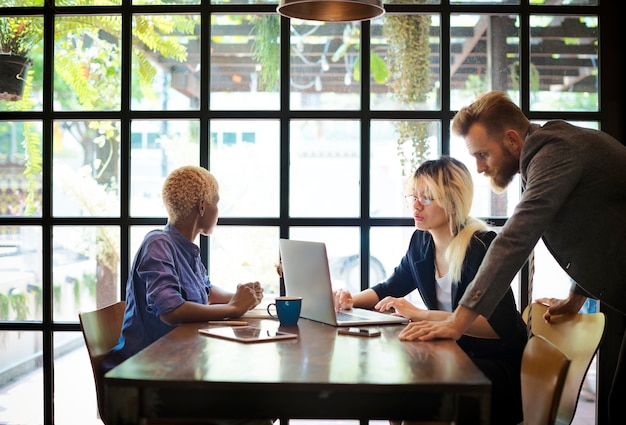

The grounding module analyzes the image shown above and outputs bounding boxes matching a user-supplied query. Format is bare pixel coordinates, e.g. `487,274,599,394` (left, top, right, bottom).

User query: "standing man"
398,91,626,424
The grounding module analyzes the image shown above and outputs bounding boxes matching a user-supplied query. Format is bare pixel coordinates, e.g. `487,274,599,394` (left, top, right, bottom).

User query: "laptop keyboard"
336,311,369,322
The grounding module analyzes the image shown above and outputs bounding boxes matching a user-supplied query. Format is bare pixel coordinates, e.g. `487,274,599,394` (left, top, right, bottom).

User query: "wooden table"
104,318,491,425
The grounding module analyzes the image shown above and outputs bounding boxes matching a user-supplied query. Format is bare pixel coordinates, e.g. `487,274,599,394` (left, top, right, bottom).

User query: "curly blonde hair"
162,166,219,223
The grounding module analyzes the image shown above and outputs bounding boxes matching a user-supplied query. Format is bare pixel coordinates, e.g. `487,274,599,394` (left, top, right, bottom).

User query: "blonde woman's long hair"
412,157,488,283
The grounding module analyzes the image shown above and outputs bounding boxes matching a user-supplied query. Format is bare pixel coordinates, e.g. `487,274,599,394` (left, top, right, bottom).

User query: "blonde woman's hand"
375,296,421,320
333,289,354,311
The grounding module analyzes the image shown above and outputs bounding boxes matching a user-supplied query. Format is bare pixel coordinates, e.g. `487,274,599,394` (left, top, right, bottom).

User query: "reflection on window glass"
290,20,361,111
210,120,280,217
450,14,519,110
53,226,120,320
130,119,199,217
0,331,43,425
209,226,280,295
290,120,360,217
0,121,43,217
0,226,42,321
370,120,440,218
211,14,280,111
132,14,201,111
529,15,598,111
371,14,440,111
0,15,43,110
53,120,121,217
54,15,122,111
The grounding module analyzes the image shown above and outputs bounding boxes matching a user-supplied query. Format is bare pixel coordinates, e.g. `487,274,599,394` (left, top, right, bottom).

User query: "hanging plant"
383,13,434,176
0,12,42,101
251,15,281,91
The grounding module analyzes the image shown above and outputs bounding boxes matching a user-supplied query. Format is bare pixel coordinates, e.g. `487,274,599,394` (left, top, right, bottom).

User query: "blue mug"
267,296,302,326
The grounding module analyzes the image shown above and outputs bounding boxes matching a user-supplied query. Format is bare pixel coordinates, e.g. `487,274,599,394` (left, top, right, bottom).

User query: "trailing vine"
383,13,434,176
251,15,281,91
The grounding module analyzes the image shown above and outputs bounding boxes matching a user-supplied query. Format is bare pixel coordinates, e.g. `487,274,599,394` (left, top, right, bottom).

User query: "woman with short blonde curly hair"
162,165,219,224
104,167,273,425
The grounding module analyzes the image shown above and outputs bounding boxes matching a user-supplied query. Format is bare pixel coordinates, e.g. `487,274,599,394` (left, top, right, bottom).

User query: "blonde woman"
334,156,527,425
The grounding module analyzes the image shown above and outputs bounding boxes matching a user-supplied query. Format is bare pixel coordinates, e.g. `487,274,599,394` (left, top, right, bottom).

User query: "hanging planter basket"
0,54,31,101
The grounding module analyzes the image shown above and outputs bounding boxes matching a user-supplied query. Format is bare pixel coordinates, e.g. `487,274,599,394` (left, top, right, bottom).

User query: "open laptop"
278,238,407,327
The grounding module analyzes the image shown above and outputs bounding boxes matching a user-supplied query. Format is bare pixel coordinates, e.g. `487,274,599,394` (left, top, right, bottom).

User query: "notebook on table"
278,238,408,327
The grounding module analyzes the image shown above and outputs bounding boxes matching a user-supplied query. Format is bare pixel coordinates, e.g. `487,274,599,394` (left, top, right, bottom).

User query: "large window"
0,0,616,424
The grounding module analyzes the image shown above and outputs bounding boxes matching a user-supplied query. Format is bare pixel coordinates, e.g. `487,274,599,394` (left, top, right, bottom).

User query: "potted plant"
0,14,43,101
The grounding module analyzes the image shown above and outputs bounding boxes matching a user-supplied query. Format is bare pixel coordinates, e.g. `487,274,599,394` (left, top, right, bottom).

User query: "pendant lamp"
277,0,385,22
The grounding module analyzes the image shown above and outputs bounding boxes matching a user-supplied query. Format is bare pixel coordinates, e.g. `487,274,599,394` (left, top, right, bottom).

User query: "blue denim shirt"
103,223,210,372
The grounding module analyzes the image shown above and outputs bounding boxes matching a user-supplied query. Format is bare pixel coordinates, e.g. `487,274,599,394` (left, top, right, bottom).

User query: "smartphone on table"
338,327,381,337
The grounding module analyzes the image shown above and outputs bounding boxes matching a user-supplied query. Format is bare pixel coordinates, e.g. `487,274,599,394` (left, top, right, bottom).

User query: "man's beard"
488,149,519,194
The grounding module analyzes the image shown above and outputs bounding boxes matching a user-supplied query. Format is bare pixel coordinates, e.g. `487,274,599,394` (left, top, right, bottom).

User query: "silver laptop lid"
278,239,407,326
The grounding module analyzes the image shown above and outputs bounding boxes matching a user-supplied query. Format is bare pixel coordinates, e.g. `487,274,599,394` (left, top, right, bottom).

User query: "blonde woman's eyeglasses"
404,194,437,206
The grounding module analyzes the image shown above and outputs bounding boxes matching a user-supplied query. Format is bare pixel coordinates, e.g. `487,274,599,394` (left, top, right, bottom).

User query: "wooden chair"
520,335,571,425
79,301,126,424
522,302,606,425
79,301,266,425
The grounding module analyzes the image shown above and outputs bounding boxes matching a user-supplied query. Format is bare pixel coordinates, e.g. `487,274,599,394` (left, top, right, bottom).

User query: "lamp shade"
277,0,384,22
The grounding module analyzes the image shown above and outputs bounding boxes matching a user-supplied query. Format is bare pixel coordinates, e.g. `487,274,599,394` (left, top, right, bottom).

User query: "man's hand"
535,292,588,323
397,305,478,341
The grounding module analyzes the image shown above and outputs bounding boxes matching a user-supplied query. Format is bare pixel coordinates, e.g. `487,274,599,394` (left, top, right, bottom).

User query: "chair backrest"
78,301,126,423
522,302,606,425
521,335,571,425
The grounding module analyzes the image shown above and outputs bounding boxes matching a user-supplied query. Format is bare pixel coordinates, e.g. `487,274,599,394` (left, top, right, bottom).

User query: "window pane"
289,227,360,291
530,0,597,5
210,120,280,217
0,15,43,110
54,15,122,111
370,120,440,218
290,120,360,217
53,120,121,217
132,14,201,111
209,226,280,295
211,0,275,3
55,339,101,425
0,121,43,217
53,226,120,320
134,0,198,4
290,20,361,110
529,15,598,111
0,331,43,425
56,0,121,4
0,226,42,321
130,119,199,217
451,0,519,4
450,14,519,110
371,14,440,110
211,14,280,111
